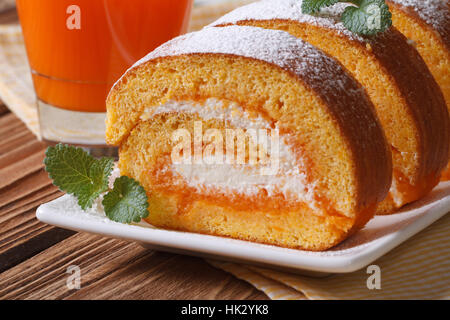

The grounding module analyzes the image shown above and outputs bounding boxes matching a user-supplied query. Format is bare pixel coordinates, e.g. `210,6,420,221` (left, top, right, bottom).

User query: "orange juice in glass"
16,0,193,155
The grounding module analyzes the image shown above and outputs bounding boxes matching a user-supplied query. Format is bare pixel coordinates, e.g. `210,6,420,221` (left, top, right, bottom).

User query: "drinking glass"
16,0,193,156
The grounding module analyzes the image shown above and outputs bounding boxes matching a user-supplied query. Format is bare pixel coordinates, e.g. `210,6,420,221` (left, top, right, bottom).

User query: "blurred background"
0,0,255,26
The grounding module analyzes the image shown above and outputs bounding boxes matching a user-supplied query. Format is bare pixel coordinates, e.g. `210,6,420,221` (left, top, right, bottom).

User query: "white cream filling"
141,98,271,129
141,98,316,204
174,161,315,203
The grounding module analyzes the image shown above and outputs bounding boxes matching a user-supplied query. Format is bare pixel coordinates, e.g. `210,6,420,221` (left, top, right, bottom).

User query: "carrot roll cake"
387,0,450,180
106,26,392,250
211,0,450,214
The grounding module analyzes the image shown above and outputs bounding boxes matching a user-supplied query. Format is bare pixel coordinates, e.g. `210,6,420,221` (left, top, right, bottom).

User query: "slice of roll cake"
106,26,392,251
387,0,450,180
211,0,450,214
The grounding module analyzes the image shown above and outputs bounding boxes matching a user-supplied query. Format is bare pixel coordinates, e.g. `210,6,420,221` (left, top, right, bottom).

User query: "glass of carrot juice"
16,0,193,156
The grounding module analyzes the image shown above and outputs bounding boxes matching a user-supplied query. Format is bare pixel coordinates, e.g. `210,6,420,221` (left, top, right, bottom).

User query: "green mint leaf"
44,144,114,210
301,0,392,36
102,176,149,224
342,0,392,36
302,0,340,14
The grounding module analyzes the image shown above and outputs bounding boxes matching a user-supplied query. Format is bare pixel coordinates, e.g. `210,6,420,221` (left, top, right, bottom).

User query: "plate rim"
36,191,450,274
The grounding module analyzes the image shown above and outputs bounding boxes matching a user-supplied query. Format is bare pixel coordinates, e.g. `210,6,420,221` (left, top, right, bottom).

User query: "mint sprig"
302,0,392,36
44,144,149,223
44,144,113,210
103,176,149,223
302,0,340,14
341,0,392,36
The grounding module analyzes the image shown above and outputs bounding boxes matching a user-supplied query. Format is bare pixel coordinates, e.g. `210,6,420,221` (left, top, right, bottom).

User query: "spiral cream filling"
140,98,316,204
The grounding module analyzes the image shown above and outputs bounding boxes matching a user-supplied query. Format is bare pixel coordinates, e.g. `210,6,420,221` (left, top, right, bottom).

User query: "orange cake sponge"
106,26,392,250
387,0,450,180
212,0,450,214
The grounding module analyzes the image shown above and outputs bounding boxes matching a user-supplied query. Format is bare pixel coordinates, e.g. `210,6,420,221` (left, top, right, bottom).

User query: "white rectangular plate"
37,182,450,274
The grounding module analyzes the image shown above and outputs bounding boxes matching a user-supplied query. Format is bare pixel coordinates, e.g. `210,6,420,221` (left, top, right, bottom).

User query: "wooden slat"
0,113,73,270
0,184,59,217
0,189,63,255
0,131,36,156
0,115,37,156
0,233,267,300
0,228,75,273
0,103,9,116
0,112,20,131
0,114,25,135
0,139,44,168
0,207,50,252
0,8,18,25
0,169,55,208
0,149,45,189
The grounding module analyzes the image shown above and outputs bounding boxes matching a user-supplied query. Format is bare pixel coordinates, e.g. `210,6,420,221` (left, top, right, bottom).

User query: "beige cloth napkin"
208,213,450,300
0,24,38,136
1,0,448,300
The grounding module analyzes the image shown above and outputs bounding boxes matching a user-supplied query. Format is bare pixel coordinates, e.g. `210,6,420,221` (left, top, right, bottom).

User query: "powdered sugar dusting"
210,0,365,42
124,25,377,144
115,26,384,206
129,25,362,103
133,25,323,70
389,0,449,37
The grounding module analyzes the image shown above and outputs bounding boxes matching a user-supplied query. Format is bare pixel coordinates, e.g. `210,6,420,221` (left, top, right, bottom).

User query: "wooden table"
0,7,267,300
